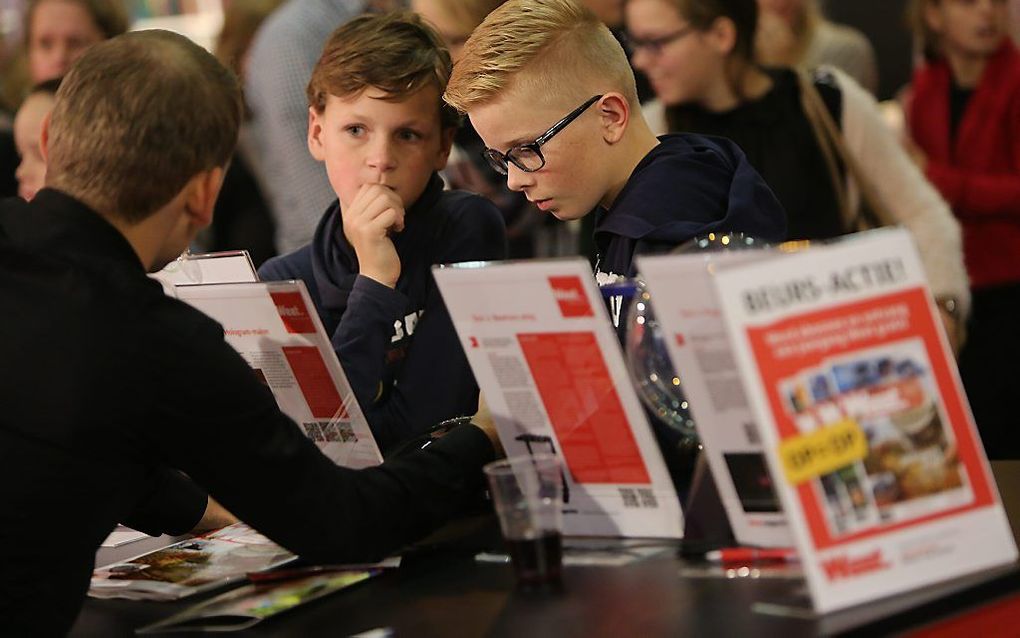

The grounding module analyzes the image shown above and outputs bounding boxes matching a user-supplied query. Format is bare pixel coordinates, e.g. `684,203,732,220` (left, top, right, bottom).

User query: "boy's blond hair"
444,0,638,112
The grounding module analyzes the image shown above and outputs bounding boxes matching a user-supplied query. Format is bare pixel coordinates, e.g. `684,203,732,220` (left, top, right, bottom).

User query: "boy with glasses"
445,0,786,285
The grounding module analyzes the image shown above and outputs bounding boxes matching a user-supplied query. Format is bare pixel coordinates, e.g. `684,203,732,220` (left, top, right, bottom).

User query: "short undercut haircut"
307,11,460,130
46,30,242,223
444,0,638,112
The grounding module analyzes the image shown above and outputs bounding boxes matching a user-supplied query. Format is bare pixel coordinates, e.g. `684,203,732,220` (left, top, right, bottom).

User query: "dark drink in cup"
484,454,566,590
505,531,563,587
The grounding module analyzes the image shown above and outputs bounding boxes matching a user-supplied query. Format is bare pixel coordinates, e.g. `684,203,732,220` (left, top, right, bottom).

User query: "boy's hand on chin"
344,183,405,288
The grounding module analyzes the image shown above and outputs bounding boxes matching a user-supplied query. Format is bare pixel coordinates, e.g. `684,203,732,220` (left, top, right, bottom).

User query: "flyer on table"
713,228,1016,613
177,281,383,469
639,251,791,548
434,259,683,538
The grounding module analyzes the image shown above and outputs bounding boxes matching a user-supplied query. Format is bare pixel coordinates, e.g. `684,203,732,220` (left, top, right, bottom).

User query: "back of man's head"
46,30,243,223
444,0,637,113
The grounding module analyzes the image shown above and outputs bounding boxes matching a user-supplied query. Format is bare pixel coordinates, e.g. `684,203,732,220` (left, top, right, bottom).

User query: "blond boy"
446,0,786,284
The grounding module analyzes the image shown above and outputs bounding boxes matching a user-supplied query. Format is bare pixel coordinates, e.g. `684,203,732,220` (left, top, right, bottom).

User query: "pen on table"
703,548,799,563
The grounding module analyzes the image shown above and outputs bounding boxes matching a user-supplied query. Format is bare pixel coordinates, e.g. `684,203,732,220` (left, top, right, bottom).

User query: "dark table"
70,462,1020,637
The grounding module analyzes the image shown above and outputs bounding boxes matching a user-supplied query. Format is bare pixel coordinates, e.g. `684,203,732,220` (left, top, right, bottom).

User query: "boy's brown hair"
444,0,638,112
46,30,243,223
307,11,459,129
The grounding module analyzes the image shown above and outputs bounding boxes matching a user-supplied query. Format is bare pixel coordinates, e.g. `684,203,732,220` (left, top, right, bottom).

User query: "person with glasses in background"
627,0,970,353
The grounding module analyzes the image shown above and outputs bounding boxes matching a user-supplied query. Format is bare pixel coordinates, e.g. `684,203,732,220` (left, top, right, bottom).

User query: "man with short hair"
0,30,497,636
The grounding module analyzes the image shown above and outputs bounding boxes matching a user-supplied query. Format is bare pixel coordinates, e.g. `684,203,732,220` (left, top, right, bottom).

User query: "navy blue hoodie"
259,175,507,452
594,133,787,283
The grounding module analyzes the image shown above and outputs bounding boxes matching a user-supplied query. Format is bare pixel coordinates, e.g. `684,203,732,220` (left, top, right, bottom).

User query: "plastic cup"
483,454,564,588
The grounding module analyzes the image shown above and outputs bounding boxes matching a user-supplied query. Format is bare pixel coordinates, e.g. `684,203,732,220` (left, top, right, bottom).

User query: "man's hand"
343,183,405,288
191,497,237,533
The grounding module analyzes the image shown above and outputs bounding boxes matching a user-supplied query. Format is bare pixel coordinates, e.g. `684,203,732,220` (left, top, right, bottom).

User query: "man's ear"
184,166,225,230
598,93,630,145
307,107,326,161
39,112,51,163
435,126,457,170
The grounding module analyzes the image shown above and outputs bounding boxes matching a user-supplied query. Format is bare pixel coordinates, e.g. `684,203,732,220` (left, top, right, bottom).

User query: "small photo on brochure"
778,338,973,539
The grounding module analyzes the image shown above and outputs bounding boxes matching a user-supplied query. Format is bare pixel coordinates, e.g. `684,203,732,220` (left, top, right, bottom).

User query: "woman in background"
626,0,968,348
754,0,878,94
906,0,1020,459
2,0,127,110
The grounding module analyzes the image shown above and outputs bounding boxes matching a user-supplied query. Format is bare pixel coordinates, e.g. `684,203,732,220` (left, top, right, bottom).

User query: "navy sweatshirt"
259,175,507,452
594,133,787,282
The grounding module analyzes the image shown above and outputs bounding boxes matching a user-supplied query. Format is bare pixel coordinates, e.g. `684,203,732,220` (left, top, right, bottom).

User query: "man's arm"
144,319,496,562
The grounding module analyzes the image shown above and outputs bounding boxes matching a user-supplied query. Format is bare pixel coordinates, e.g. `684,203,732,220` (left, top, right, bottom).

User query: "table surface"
70,462,1020,637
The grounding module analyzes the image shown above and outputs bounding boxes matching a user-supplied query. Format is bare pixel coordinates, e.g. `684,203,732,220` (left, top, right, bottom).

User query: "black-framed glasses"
482,94,603,176
621,26,695,57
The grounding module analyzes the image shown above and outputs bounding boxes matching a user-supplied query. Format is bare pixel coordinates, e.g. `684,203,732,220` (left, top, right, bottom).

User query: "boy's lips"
533,198,554,211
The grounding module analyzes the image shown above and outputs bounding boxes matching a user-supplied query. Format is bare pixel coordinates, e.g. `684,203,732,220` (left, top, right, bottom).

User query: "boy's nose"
505,163,534,193
367,139,398,173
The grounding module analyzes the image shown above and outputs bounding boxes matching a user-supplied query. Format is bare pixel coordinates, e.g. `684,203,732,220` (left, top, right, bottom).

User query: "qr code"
619,488,639,508
303,422,356,444
638,489,658,508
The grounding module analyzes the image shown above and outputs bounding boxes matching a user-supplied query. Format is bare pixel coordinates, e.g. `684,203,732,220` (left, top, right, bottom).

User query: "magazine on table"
136,569,381,633
90,524,295,601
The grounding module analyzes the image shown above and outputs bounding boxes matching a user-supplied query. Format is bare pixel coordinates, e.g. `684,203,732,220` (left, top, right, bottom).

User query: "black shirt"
667,68,847,241
949,81,974,145
0,189,495,636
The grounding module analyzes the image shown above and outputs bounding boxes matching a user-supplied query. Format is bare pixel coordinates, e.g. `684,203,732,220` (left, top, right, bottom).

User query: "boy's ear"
184,166,226,230
706,16,738,56
597,93,630,145
434,126,457,170
39,112,51,163
307,107,326,162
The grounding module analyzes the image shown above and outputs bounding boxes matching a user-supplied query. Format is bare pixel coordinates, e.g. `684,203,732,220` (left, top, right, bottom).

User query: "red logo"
270,292,316,334
549,276,593,318
821,549,891,581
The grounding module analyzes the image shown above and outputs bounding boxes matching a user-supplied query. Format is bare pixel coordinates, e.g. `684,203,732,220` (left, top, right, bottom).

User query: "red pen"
704,547,799,563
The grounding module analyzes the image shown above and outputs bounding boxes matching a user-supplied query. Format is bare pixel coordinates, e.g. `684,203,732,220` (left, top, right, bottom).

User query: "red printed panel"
282,346,348,419
518,331,650,484
745,289,993,550
270,292,316,334
548,276,594,318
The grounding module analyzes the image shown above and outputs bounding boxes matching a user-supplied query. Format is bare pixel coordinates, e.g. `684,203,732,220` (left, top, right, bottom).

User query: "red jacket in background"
908,41,1020,289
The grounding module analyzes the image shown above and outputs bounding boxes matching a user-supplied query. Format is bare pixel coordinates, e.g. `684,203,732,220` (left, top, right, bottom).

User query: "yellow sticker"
779,419,869,485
